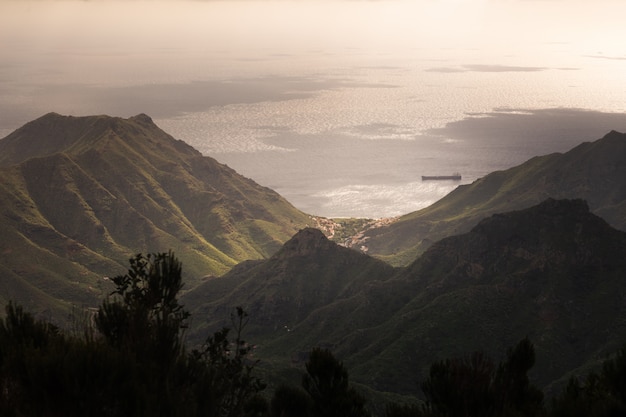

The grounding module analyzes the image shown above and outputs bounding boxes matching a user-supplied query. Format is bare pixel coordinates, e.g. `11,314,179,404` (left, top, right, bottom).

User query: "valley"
0,113,625,414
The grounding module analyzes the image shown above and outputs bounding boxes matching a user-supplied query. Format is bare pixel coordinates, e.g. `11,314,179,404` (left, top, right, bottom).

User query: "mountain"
359,130,626,266
183,199,626,398
346,198,626,396
0,113,312,316
3,113,626,405
183,227,397,347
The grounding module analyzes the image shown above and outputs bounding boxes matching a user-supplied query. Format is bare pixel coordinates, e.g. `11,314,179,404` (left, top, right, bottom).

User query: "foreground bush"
0,252,264,417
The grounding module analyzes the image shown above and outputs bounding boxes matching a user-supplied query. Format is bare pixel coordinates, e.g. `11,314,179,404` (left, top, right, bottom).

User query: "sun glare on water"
1,0,626,217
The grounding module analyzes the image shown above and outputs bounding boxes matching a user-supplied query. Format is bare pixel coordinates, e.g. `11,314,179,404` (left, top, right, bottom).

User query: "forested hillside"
3,247,626,417
183,199,626,400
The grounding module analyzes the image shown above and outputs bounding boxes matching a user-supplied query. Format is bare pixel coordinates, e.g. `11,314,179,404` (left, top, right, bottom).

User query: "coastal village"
310,215,397,253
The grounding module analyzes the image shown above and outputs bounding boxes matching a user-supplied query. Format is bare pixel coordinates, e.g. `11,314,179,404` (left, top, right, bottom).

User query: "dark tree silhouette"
421,351,496,417
95,251,190,366
494,337,544,416
385,402,424,417
551,345,626,417
302,347,369,417
0,252,265,417
189,307,266,417
271,384,312,417
420,338,544,417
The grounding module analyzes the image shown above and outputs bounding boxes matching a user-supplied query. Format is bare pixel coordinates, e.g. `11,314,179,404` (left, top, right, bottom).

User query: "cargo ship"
421,173,462,181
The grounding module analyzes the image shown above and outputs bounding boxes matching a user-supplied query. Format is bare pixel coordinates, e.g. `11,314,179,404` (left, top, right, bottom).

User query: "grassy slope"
0,113,312,319
363,131,626,266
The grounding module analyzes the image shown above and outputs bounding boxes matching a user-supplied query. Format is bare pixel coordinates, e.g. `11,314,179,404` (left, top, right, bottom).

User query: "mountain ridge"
364,198,626,394
181,198,626,397
0,113,313,316
359,130,626,266
2,113,626,403
183,227,397,343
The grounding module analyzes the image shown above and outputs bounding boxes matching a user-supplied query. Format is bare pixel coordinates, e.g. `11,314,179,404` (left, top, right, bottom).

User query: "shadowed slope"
361,131,626,266
183,227,397,348
184,199,626,397
345,199,626,394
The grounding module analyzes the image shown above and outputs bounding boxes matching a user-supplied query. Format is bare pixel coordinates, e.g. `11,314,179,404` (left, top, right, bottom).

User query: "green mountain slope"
0,113,312,317
361,130,626,266
183,227,397,350
183,199,626,398
346,199,626,396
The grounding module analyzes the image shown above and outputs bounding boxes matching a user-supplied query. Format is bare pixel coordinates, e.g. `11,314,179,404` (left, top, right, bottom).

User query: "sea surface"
2,1,626,218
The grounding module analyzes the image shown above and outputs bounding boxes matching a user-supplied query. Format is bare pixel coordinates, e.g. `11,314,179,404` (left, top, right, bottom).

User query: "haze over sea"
2,0,626,218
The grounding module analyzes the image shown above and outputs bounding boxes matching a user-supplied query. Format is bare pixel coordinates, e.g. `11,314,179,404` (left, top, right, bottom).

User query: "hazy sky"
3,0,626,61
2,0,625,137
2,0,624,128
1,0,625,217
2,1,624,79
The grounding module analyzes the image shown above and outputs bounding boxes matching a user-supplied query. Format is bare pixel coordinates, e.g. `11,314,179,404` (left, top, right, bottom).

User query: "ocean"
1,1,626,218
